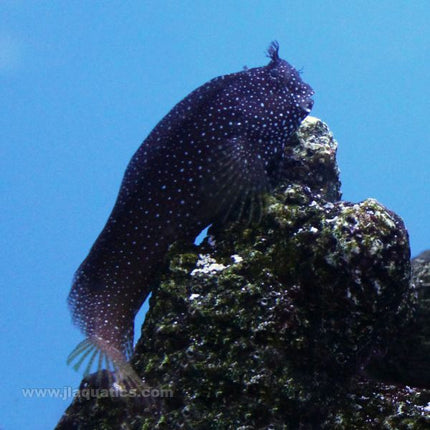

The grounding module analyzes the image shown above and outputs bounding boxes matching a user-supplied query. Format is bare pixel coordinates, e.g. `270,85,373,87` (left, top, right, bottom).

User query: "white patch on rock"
231,254,243,263
191,254,227,275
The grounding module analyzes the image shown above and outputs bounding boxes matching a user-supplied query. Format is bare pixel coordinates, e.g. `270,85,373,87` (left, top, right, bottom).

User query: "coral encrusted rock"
367,249,430,389
56,118,428,429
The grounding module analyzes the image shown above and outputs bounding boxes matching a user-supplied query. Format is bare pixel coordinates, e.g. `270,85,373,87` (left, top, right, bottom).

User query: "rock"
56,118,428,429
367,249,430,389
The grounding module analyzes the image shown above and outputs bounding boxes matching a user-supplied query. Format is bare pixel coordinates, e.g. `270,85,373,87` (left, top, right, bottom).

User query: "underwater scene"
2,2,429,429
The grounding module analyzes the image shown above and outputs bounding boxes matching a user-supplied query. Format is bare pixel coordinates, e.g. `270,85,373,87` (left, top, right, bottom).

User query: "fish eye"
269,68,280,79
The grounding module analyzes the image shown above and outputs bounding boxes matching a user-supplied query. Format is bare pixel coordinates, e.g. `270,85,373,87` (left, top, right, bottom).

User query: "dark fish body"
67,42,314,373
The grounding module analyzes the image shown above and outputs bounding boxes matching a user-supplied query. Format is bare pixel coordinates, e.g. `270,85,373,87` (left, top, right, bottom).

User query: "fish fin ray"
202,137,269,225
67,335,130,376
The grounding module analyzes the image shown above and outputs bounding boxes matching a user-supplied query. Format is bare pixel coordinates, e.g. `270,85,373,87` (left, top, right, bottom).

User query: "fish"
67,41,314,378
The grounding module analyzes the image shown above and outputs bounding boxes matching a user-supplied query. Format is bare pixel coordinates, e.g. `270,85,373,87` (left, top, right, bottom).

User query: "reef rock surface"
56,118,429,429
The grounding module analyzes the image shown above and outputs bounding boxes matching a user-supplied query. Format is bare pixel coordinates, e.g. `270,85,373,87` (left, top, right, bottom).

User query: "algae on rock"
56,118,428,429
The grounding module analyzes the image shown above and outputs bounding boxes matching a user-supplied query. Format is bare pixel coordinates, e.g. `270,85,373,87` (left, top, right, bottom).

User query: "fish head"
266,41,314,117
232,41,314,158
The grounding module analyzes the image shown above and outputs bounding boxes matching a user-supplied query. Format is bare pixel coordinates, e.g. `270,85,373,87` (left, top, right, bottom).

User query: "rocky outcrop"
56,118,429,429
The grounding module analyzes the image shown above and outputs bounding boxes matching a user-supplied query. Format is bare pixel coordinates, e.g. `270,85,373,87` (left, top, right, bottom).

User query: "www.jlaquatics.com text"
21,386,173,401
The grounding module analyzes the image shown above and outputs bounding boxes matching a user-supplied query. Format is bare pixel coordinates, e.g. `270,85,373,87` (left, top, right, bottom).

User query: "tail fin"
67,336,148,392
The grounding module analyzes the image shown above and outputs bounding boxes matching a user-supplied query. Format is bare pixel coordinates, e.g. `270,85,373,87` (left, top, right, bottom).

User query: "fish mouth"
302,98,314,113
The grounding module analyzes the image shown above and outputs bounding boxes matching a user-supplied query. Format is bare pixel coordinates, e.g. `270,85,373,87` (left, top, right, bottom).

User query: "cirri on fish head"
67,41,314,379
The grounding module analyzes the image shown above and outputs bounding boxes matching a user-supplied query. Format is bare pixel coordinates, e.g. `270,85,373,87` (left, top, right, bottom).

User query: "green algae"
56,118,428,430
